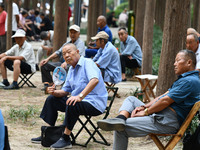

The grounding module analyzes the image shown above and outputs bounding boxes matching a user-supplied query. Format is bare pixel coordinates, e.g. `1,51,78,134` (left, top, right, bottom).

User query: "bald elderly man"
85,15,113,58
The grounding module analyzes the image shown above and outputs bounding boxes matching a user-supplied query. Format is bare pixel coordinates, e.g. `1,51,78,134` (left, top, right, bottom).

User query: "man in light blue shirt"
32,43,107,149
92,31,121,84
118,27,142,81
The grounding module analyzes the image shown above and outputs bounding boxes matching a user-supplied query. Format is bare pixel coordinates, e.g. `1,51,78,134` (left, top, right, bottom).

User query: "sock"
62,134,70,141
116,115,127,121
13,81,18,86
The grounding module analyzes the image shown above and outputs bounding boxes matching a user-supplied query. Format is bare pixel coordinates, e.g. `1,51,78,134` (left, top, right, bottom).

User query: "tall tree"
24,0,30,10
6,0,12,49
32,0,38,10
53,0,69,61
129,0,137,14
49,0,54,21
87,0,106,43
192,0,200,31
134,0,146,49
142,0,156,74
154,0,166,31
156,0,190,96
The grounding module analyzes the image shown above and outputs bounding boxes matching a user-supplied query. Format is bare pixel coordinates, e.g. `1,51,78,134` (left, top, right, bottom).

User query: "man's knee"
13,60,21,67
125,96,141,105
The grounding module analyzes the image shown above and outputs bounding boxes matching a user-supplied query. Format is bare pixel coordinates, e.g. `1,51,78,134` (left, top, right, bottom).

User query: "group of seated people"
18,8,53,41
0,13,200,149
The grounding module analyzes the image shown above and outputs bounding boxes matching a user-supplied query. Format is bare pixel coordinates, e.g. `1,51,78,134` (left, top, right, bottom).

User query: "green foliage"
130,88,143,101
114,2,128,17
80,28,87,34
8,105,40,123
186,115,200,135
152,25,163,75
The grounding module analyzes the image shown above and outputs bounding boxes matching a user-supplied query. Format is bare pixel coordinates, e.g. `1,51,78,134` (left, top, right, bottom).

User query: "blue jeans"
85,49,98,58
0,110,5,150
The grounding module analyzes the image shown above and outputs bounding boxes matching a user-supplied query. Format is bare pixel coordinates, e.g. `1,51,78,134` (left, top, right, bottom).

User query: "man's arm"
40,52,58,66
47,85,69,97
67,78,99,106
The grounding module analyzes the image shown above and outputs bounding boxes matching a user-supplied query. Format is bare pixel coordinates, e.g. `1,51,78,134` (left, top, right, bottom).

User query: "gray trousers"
0,35,6,54
113,96,180,150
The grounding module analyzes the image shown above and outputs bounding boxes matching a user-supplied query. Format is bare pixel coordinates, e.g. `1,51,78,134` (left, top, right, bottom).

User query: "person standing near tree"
0,3,7,54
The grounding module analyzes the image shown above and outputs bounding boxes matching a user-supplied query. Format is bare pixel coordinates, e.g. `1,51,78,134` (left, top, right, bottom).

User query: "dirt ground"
0,71,183,150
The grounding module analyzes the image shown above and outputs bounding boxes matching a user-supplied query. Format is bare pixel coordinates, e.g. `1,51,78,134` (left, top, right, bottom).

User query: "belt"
169,107,176,114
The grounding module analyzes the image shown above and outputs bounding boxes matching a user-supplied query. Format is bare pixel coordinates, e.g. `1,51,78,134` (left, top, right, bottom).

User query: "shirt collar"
20,40,27,49
178,70,199,78
124,35,130,44
73,56,84,69
98,25,108,31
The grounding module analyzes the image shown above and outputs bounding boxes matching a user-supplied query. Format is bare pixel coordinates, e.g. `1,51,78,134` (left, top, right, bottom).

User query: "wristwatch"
144,108,149,116
79,93,85,99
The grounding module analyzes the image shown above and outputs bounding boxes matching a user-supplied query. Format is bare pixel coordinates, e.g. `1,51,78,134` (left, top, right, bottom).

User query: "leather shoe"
97,118,126,131
50,137,72,149
4,83,19,90
31,136,41,144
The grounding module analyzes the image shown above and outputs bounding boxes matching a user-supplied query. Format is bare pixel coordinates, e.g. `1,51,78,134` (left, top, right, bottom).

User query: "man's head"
186,33,199,53
118,27,128,42
40,12,45,19
187,28,200,37
0,3,4,12
91,31,109,48
11,29,26,46
40,31,50,40
174,49,196,75
69,24,80,43
62,43,80,68
22,10,28,17
97,15,107,29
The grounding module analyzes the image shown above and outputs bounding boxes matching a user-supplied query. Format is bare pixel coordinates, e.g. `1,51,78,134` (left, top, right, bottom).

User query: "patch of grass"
7,105,40,123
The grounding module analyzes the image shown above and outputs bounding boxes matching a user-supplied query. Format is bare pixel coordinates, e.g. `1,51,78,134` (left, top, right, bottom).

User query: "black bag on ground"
182,124,200,150
41,125,65,147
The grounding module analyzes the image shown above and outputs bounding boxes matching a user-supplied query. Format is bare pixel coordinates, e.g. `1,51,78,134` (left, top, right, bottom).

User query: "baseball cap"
11,29,26,38
69,24,80,32
91,31,109,40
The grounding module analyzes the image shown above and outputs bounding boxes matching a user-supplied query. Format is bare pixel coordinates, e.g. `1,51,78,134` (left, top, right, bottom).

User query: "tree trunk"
6,0,12,50
49,0,54,21
32,0,38,10
87,0,105,44
24,0,30,10
196,0,200,32
142,0,156,74
192,0,199,30
129,0,137,14
156,0,190,96
155,0,166,31
135,0,146,49
53,0,69,62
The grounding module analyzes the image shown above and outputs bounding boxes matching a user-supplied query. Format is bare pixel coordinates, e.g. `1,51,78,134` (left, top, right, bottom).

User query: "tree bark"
129,0,137,14
142,0,156,74
192,0,199,30
24,0,30,10
53,0,69,62
6,0,12,50
87,0,105,44
155,0,166,31
135,0,146,49
156,0,190,96
32,0,38,10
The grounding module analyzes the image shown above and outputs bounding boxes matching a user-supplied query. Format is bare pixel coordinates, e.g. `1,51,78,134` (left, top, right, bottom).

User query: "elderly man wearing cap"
35,30,54,65
0,29,36,89
92,31,121,84
40,24,85,91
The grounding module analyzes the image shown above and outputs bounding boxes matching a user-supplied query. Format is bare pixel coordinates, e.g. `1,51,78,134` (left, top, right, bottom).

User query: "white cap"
69,24,80,32
11,29,26,38
91,31,109,40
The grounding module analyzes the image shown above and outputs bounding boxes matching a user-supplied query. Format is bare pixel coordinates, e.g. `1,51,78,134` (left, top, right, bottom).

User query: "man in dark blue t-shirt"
97,49,200,150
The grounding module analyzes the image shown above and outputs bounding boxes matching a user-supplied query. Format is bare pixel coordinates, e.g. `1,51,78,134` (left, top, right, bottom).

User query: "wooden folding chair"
18,72,36,88
105,82,120,98
71,87,118,147
149,101,200,150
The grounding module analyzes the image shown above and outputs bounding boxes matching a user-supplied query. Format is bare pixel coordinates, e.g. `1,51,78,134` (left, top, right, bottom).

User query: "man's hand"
66,96,82,106
128,55,133,59
40,58,48,66
131,106,145,117
61,62,67,69
47,84,56,95
0,56,8,64
131,110,145,117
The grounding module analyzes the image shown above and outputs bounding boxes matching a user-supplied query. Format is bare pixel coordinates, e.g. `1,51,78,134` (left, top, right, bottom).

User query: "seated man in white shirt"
0,29,36,89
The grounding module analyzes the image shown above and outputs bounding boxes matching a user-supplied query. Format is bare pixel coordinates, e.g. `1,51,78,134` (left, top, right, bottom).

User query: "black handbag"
41,125,65,147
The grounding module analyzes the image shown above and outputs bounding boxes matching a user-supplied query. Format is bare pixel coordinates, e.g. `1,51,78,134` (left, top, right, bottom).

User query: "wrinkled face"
95,39,100,47
97,18,103,28
174,52,190,75
118,29,128,42
14,37,25,46
69,29,79,43
62,45,79,67
186,35,199,53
